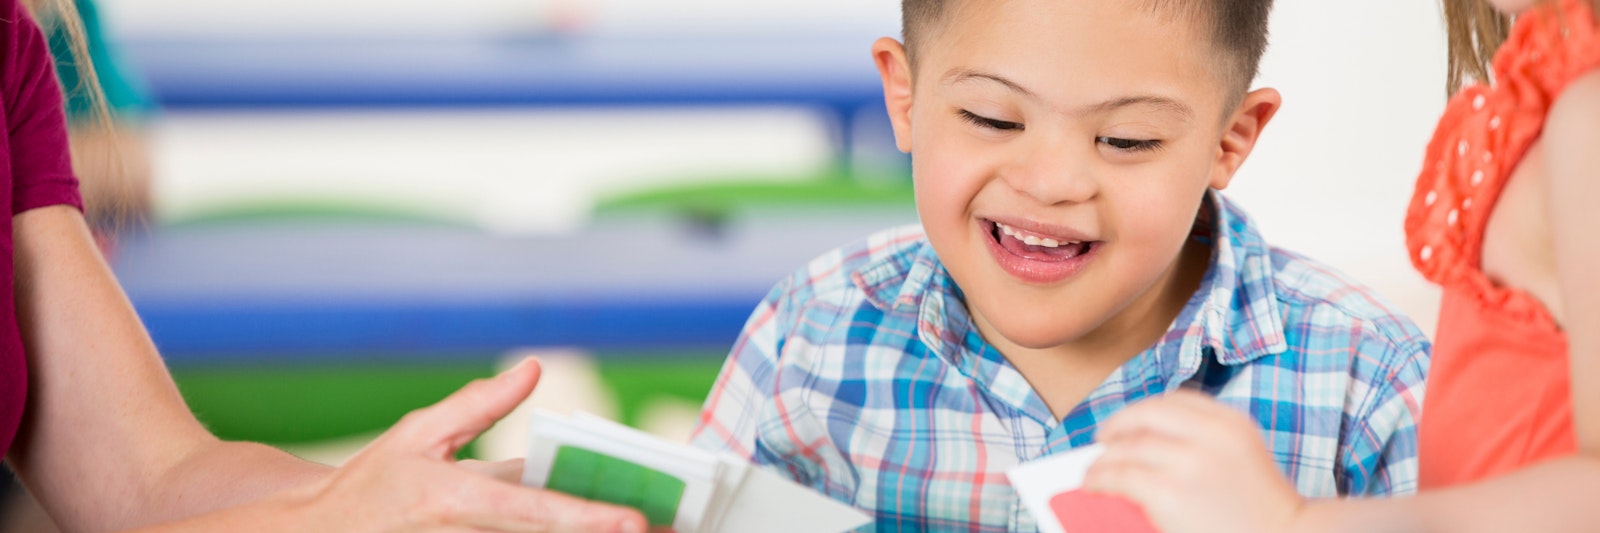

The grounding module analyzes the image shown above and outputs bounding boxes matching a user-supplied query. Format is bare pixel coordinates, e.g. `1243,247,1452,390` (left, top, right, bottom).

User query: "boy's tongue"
1000,231,1087,262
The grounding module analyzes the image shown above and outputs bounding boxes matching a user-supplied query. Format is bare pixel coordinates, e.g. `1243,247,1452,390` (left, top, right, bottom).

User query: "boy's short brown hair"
901,0,1274,101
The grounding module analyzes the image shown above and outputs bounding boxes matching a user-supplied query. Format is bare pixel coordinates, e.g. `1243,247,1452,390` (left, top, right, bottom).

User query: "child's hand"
1083,390,1304,533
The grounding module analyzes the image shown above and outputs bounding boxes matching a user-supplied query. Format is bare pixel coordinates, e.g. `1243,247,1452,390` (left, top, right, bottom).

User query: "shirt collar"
853,191,1287,369
1194,191,1289,364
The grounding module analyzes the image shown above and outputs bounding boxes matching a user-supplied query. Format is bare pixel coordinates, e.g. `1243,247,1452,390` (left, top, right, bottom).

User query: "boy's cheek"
910,163,980,216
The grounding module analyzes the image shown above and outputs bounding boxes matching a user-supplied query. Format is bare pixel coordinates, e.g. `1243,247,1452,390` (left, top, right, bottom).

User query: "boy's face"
875,0,1278,353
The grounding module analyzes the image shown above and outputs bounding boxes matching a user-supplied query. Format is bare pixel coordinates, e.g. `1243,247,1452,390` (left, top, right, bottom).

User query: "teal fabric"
47,0,157,122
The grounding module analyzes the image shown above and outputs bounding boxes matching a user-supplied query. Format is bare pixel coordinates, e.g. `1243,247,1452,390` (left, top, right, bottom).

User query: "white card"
713,463,872,533
1007,445,1104,533
521,410,871,533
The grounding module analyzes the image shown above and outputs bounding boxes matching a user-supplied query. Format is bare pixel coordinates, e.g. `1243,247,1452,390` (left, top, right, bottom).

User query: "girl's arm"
1547,68,1600,472
5,206,650,533
1287,71,1600,530
1303,65,1600,533
1085,71,1600,533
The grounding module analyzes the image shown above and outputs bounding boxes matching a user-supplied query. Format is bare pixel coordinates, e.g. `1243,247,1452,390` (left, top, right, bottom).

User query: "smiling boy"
691,1,1429,530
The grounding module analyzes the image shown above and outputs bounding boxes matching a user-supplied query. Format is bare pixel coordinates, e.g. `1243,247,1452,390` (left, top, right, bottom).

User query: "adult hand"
1083,390,1303,533
292,358,654,532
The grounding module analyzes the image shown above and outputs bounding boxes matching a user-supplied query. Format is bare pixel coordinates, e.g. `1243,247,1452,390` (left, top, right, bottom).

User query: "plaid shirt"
691,192,1429,532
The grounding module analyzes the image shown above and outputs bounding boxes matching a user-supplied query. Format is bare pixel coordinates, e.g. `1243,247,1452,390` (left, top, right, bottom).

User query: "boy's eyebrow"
943,68,1039,99
1081,95,1194,123
943,68,1194,123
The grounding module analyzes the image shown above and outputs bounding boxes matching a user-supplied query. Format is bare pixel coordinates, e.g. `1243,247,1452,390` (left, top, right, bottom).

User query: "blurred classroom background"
98,0,917,472
33,0,1454,495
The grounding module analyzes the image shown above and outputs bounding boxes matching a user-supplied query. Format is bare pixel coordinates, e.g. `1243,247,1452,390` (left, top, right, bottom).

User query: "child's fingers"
1092,432,1203,485
1099,392,1255,446
1098,398,1225,445
1097,397,1193,443
1081,455,1173,518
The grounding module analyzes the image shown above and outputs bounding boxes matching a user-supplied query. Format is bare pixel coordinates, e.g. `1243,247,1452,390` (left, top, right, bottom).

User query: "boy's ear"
872,37,915,153
1209,88,1282,190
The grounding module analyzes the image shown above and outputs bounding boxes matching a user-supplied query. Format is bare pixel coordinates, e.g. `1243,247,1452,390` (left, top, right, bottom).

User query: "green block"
545,445,686,527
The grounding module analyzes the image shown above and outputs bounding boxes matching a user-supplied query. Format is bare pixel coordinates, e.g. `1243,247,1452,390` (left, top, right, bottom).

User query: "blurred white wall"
100,0,899,38
1232,1,1447,334
151,109,837,234
102,0,1445,333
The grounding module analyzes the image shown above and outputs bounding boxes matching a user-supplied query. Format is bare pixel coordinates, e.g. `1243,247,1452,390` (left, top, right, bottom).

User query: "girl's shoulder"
1544,69,1600,183
1551,69,1600,118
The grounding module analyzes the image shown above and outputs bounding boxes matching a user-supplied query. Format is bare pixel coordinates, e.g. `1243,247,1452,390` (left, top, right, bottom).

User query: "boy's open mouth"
986,220,1096,262
980,218,1101,284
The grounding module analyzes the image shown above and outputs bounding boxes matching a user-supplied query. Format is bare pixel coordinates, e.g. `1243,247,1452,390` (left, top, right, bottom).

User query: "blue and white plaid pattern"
692,192,1429,532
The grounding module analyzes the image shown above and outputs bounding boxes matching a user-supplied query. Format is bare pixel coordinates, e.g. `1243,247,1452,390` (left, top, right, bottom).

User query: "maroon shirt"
0,0,85,456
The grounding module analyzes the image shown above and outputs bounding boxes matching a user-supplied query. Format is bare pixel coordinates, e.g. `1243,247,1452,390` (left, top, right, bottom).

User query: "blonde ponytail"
22,0,111,132
20,0,141,232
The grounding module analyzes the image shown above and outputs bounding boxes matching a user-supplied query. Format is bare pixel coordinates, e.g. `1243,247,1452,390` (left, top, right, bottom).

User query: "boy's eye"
959,110,1023,132
1096,136,1162,152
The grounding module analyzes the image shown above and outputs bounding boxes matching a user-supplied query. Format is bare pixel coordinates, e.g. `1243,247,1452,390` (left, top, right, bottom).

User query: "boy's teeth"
995,222,1072,248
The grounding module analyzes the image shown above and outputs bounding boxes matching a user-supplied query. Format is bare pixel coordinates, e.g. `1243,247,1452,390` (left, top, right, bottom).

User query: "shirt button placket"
1010,498,1035,532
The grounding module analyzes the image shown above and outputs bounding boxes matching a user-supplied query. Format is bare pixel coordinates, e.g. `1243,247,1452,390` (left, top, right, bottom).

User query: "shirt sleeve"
1339,336,1429,497
690,277,792,460
8,0,83,215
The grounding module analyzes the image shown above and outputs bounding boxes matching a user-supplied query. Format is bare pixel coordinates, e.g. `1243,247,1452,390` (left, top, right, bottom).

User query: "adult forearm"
122,479,329,533
1292,456,1600,533
126,440,331,530
7,207,325,531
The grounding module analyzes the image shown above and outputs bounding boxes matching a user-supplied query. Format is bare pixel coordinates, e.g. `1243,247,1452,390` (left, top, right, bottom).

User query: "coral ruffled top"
1405,0,1600,488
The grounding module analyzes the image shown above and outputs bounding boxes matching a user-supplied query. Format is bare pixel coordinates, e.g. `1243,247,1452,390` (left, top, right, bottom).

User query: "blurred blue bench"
114,215,910,363
125,34,890,163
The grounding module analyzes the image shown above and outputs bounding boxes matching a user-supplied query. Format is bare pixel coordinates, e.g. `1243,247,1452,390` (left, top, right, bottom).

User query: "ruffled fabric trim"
1405,0,1600,330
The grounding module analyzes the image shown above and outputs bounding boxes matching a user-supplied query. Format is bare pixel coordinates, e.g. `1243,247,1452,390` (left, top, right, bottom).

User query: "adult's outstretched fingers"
387,358,544,459
459,458,526,484
465,481,652,533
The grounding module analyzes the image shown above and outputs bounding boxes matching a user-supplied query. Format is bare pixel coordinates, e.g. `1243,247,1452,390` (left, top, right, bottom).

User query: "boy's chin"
977,309,1101,351
997,330,1095,351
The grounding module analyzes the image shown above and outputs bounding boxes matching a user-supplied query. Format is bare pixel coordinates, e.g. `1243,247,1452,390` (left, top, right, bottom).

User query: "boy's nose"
999,144,1098,206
